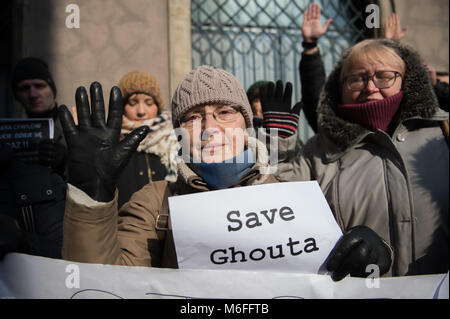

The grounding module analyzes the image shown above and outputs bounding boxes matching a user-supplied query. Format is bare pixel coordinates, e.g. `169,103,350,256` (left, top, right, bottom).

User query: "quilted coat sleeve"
273,133,313,182
62,182,169,267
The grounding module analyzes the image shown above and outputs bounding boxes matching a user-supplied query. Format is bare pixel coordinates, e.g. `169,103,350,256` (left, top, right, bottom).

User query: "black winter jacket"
300,50,326,133
0,148,66,259
116,151,168,209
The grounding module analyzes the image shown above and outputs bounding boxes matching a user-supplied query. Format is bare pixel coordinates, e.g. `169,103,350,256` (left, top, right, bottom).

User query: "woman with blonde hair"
268,39,448,280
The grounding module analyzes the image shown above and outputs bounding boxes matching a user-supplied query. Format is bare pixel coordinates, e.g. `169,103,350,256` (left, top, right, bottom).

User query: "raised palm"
384,13,407,42
59,82,150,202
302,3,332,42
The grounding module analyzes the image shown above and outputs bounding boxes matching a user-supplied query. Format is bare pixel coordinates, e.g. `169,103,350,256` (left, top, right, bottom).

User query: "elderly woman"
270,39,449,279
58,66,277,267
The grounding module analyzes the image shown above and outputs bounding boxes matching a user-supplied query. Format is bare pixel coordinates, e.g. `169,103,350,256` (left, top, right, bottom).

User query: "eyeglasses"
344,71,402,91
179,105,241,129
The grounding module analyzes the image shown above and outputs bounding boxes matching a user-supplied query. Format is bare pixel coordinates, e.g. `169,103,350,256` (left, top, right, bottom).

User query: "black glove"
325,225,392,281
38,138,67,170
260,80,303,138
59,82,150,202
0,214,26,260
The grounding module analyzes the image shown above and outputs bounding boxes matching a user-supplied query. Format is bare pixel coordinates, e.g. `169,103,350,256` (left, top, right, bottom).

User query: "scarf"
121,111,180,182
187,148,255,189
337,91,404,132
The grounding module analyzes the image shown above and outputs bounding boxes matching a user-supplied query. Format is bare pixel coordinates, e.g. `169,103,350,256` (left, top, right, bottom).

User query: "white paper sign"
0,253,448,299
169,181,343,273
0,118,54,164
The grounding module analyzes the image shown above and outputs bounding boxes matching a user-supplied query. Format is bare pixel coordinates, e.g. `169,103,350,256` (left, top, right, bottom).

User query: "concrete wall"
394,0,449,72
14,0,171,116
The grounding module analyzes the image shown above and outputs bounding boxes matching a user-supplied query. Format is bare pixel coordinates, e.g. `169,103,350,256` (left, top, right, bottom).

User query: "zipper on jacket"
382,137,417,276
332,160,346,230
382,158,397,276
21,205,36,233
144,154,153,183
390,139,417,273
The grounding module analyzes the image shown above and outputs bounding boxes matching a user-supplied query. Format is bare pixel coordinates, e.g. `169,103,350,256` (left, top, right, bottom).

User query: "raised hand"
260,80,302,138
424,63,437,86
302,2,332,42
58,82,150,202
384,13,407,42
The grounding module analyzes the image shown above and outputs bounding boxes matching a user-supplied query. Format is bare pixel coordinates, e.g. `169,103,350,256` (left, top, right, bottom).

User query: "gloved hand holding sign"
325,225,393,281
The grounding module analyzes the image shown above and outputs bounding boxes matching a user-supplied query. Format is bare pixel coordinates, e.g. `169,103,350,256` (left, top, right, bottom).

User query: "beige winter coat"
62,137,278,267
276,40,449,276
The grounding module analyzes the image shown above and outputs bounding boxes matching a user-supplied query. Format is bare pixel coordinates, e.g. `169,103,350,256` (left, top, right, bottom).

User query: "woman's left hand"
325,225,392,281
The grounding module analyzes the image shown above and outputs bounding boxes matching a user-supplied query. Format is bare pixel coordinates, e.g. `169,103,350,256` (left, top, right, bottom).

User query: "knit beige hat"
171,65,253,128
118,70,164,111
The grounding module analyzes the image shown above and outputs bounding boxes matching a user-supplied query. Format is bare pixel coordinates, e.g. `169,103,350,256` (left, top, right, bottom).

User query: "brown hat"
118,70,164,111
171,65,253,128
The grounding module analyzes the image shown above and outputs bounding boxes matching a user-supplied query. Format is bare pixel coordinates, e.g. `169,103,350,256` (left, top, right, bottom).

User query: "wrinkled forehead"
341,46,405,80
185,103,236,114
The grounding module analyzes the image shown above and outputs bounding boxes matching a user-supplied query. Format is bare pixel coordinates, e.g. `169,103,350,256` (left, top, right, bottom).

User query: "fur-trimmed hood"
317,39,442,152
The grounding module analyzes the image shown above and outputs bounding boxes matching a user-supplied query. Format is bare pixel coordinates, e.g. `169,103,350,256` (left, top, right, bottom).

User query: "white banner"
0,253,448,299
169,181,342,273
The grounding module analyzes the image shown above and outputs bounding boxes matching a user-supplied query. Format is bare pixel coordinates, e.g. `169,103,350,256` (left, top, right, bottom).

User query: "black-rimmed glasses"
344,71,402,91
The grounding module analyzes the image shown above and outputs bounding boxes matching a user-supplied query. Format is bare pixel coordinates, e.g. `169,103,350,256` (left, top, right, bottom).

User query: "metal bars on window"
191,0,366,141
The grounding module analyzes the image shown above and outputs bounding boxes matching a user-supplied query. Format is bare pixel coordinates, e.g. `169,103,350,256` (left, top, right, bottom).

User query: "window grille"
191,0,367,141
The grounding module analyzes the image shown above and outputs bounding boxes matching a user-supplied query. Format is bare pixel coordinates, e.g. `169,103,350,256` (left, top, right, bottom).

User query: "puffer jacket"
276,40,449,276
62,137,278,267
0,148,67,259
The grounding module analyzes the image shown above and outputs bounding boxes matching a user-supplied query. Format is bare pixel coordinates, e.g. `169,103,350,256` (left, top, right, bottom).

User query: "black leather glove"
0,214,26,260
59,82,150,202
260,80,303,138
325,225,392,281
38,138,67,170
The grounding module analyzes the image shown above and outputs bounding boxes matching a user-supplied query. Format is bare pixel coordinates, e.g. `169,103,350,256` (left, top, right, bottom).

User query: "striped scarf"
121,111,180,182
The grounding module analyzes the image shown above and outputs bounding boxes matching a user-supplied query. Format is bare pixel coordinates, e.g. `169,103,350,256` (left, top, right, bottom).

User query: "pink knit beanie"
171,65,253,128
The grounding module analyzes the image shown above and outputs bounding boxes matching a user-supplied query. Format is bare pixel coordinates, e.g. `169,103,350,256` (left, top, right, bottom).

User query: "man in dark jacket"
0,57,68,259
12,57,68,176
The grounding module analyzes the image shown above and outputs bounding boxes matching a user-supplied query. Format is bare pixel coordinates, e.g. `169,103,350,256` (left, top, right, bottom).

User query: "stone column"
168,0,192,106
